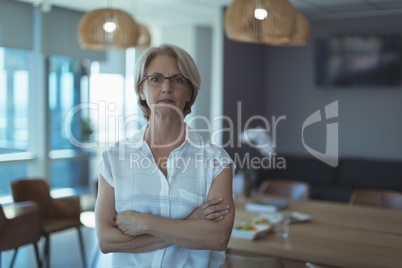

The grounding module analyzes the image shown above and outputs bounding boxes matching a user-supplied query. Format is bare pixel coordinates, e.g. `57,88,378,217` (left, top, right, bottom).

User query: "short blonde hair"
134,44,201,121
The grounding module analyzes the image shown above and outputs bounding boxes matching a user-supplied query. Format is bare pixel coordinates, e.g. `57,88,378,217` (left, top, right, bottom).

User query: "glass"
0,47,30,153
142,74,189,89
274,211,290,238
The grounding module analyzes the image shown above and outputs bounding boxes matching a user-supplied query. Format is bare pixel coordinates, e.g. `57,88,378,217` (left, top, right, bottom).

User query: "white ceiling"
14,0,402,26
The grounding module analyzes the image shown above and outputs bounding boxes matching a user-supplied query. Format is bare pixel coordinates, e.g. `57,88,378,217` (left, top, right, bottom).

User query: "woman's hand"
115,210,146,236
115,197,230,236
186,197,230,221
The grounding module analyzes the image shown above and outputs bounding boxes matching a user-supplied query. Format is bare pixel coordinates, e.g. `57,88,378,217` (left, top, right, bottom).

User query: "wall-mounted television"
314,35,402,87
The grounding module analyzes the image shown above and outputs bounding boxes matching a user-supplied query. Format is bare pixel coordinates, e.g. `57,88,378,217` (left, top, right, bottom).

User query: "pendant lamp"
135,23,152,49
78,8,140,50
224,0,297,45
280,12,310,46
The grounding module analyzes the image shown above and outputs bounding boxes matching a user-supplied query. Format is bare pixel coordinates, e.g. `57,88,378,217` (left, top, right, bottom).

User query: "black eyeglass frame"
141,74,191,87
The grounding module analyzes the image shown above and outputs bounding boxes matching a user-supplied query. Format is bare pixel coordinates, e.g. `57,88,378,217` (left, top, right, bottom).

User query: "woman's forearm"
96,174,172,254
142,214,232,251
142,167,235,251
99,197,230,253
97,224,172,254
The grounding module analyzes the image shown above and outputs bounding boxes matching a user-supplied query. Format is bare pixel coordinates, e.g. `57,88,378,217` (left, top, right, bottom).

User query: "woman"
96,44,235,268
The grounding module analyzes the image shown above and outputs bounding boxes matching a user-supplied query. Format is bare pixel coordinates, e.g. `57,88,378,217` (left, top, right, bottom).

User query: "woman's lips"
158,99,174,104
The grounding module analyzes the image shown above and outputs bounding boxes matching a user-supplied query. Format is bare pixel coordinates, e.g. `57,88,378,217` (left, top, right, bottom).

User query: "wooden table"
228,196,402,268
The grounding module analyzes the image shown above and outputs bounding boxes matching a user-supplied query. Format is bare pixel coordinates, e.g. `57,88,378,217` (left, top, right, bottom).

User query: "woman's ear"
139,87,146,101
186,88,192,102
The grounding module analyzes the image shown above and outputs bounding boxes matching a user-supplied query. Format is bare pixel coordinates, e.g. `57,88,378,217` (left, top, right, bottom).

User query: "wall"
0,0,33,50
41,6,105,61
98,49,126,75
194,26,213,140
265,13,402,161
223,36,266,159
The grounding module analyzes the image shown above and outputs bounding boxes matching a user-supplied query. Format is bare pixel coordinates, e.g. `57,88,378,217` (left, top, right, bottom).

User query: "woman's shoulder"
186,129,230,157
102,125,147,157
205,144,232,163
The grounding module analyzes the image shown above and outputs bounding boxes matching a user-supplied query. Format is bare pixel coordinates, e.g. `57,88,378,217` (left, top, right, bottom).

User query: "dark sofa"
256,155,402,203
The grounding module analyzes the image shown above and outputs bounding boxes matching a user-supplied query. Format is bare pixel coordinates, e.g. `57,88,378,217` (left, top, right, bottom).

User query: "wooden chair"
349,189,402,210
259,179,310,200
0,201,42,268
10,179,86,268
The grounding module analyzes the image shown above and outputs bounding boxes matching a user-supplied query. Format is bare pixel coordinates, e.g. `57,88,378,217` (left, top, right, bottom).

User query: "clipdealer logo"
302,101,339,167
64,100,338,168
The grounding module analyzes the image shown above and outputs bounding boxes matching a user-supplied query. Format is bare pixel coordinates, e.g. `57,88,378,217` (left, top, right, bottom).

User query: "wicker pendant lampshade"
282,12,310,46
135,23,152,49
78,8,140,50
225,0,297,45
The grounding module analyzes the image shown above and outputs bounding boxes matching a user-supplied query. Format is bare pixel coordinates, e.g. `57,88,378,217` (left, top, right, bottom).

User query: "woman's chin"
152,106,185,119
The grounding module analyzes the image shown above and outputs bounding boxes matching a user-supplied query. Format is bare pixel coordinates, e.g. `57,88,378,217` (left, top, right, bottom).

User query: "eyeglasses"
142,74,190,89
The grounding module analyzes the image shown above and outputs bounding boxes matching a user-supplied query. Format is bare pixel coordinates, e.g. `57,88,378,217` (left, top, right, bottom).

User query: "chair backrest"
259,179,310,200
0,201,42,251
349,189,402,210
11,179,52,217
0,204,6,232
222,253,284,268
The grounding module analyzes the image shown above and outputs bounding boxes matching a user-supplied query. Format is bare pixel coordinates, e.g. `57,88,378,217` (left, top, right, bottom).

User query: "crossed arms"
95,164,234,253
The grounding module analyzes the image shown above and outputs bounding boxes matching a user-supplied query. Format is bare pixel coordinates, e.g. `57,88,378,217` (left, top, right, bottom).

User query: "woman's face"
140,55,191,118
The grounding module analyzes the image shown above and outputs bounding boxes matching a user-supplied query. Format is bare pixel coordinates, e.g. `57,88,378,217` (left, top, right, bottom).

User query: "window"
0,162,27,197
48,56,91,190
0,47,29,153
89,48,142,149
0,48,140,199
51,158,88,189
49,56,86,150
0,10,142,200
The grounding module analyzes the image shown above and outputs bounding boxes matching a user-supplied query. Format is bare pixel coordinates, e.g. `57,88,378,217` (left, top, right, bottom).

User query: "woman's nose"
161,80,172,93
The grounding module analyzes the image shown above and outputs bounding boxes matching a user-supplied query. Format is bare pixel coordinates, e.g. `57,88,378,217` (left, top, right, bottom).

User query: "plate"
289,211,311,223
231,217,274,240
245,198,289,213
231,224,271,240
259,211,312,223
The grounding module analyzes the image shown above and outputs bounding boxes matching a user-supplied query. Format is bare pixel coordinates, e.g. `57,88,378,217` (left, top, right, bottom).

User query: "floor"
1,226,112,268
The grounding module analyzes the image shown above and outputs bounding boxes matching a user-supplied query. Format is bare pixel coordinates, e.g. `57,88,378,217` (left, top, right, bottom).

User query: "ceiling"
14,0,402,26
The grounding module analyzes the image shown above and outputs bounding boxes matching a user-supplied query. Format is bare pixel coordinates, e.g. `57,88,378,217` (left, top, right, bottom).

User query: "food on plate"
251,218,272,225
235,222,257,231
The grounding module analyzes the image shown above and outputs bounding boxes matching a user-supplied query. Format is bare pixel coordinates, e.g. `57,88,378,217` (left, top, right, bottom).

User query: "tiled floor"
1,226,112,268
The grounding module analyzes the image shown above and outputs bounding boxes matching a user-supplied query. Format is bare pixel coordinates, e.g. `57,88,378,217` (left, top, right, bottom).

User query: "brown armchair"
0,201,42,268
349,189,402,210
10,179,86,268
259,179,310,200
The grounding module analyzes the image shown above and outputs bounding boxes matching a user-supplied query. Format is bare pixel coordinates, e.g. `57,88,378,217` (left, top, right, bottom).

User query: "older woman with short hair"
96,44,235,268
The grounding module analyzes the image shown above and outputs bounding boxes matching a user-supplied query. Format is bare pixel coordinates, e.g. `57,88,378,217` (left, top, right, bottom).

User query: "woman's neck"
145,115,186,148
